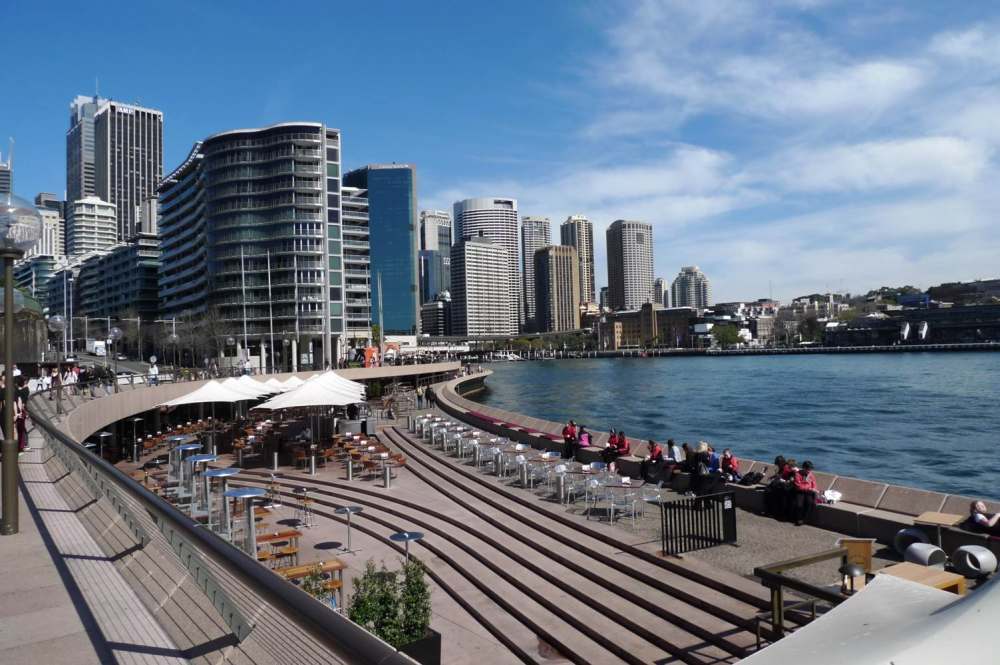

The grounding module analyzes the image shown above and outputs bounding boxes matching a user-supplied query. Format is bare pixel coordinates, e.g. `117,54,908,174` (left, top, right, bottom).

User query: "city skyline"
3,2,1000,303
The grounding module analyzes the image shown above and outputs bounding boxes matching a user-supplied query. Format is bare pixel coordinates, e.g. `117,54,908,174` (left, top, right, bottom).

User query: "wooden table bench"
276,559,347,606
879,561,967,595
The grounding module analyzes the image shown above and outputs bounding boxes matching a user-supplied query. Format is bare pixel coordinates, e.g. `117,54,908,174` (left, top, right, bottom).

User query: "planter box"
399,628,441,665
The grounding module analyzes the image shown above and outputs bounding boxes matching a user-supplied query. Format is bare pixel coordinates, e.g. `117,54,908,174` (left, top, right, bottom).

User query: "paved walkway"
0,428,187,665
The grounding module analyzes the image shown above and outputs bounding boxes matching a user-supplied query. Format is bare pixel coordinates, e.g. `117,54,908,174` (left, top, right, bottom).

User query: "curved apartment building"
159,122,364,368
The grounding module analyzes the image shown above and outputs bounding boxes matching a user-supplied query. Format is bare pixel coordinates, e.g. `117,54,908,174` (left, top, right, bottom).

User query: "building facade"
671,266,712,310
653,277,668,307
560,215,595,304
343,164,419,334
14,255,60,312
340,186,372,344
76,233,160,320
420,291,452,337
66,197,117,256
420,209,451,252
450,235,513,336
158,122,350,368
606,219,654,311
520,216,551,329
67,95,108,203
598,304,696,350
418,210,452,305
93,100,164,241
419,249,450,304
453,197,520,332
0,147,11,195
534,245,580,333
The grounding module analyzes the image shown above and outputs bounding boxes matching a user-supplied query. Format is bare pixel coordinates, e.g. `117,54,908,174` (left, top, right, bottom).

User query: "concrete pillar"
292,339,298,373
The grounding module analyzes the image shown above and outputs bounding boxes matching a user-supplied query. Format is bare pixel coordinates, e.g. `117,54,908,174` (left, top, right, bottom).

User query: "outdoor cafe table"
276,559,347,605
257,529,303,547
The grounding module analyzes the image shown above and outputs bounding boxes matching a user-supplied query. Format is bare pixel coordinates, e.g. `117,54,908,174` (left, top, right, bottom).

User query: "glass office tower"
343,164,419,334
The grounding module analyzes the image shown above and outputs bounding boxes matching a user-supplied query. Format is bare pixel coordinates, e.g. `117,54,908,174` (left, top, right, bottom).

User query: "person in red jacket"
720,448,741,482
790,460,818,525
602,429,628,466
561,420,578,459
641,439,664,482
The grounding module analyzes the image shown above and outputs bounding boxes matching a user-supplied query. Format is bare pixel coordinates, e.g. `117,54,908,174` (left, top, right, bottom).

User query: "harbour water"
469,353,1000,499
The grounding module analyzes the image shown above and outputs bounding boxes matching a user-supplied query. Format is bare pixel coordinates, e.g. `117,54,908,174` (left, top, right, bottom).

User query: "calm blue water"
470,354,1000,499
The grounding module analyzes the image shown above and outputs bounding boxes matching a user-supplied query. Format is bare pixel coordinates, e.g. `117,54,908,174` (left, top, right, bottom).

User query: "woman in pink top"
790,461,818,526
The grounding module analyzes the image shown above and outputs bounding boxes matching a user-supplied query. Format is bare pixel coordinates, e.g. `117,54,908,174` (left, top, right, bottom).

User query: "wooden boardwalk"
0,428,187,665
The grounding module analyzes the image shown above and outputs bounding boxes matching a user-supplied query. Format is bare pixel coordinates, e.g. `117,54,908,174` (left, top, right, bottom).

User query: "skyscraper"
93,100,163,241
534,245,580,333
520,216,551,329
343,164,419,334
671,266,712,310
340,186,373,343
450,235,513,336
453,197,520,332
67,95,108,203
0,144,11,195
420,209,451,252
159,122,350,368
560,215,595,304
66,197,117,256
27,193,66,258
606,219,654,311
419,210,452,305
653,277,668,307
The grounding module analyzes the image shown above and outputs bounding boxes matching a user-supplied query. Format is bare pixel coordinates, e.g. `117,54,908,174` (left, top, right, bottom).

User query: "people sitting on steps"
790,461,818,526
640,439,664,482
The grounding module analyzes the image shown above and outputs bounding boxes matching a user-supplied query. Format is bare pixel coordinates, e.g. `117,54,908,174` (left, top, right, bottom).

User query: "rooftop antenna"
768,279,773,301
6,137,13,168
95,76,99,98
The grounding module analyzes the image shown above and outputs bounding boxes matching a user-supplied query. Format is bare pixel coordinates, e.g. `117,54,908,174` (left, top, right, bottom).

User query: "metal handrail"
26,381,415,665
753,547,848,639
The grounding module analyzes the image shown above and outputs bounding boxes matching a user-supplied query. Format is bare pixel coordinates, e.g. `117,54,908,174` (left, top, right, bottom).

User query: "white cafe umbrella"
252,378,363,410
237,374,277,394
282,375,306,389
264,378,288,392
221,377,272,398
159,381,259,407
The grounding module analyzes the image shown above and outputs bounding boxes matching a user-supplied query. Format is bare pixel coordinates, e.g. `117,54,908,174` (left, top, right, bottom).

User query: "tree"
798,315,822,343
711,325,741,348
347,558,432,648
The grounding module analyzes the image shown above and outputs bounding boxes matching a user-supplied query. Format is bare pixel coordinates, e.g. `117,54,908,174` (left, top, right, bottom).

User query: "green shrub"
348,558,431,648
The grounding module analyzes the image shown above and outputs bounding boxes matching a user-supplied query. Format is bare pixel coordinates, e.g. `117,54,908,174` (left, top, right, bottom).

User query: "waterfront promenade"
5,362,995,664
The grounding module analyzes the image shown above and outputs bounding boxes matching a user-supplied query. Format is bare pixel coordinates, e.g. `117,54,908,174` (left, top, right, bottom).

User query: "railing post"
770,586,785,638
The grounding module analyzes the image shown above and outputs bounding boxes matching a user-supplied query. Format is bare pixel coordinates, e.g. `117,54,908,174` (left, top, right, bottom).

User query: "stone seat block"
828,477,887,508
575,447,605,464
857,508,917,544
615,455,643,478
877,485,946,517
813,501,874,536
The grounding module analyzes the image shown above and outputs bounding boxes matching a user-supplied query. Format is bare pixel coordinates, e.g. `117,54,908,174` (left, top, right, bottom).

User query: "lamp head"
0,193,42,253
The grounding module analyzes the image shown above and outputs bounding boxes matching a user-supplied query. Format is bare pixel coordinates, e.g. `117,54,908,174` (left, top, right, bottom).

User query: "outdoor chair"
609,488,640,529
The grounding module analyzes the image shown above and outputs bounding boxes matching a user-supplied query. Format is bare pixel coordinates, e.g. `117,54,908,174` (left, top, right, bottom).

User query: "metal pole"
68,277,74,355
62,269,67,357
377,272,384,366
2,254,20,534
240,245,249,368
267,250,274,374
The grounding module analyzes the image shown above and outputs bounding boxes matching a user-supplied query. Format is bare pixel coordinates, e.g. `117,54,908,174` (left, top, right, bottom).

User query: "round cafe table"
335,506,364,553
204,467,241,536
172,442,203,485
186,453,218,511
224,486,267,555
389,531,424,563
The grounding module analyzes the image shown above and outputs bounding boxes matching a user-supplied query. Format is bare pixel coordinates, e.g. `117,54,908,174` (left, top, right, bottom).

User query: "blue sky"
2,0,999,301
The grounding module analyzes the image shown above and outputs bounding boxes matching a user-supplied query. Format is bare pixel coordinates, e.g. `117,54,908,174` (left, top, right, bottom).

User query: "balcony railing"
24,379,414,664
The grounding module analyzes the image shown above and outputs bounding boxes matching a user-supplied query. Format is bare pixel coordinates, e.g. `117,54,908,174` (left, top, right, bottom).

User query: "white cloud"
768,137,992,192
929,25,1000,65
425,4,1000,302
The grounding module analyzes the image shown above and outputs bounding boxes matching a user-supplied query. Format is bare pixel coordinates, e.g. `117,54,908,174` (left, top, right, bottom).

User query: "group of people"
0,373,31,455
762,455,819,525
560,420,744,491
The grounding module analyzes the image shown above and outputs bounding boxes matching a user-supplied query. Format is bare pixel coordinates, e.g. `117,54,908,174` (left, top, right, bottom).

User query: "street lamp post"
1,194,42,536
48,314,65,364
108,326,123,392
